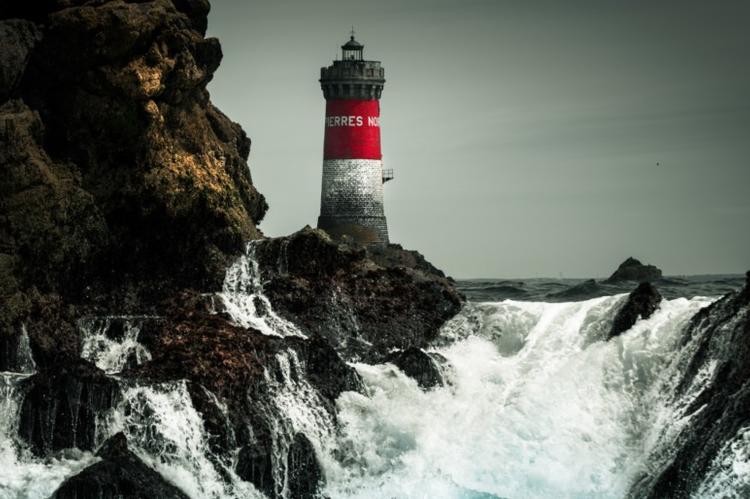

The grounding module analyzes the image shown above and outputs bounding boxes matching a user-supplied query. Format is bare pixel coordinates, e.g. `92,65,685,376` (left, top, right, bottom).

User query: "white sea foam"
217,241,305,338
104,380,263,499
322,295,715,499
697,426,750,498
79,317,152,374
0,373,98,499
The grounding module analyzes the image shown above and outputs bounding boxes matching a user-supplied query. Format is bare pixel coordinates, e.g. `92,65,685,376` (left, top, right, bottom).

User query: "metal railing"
382,169,394,183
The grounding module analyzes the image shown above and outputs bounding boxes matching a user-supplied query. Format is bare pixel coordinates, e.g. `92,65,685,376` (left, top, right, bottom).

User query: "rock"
1,0,267,310
253,227,465,361
608,282,662,339
605,257,662,283
367,243,448,279
127,291,360,496
236,435,275,498
290,333,363,400
0,19,41,101
384,347,449,389
51,432,189,499
287,433,324,499
19,359,119,455
627,271,750,498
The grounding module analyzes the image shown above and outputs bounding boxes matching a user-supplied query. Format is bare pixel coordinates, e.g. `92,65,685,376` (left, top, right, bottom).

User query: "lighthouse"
317,32,392,245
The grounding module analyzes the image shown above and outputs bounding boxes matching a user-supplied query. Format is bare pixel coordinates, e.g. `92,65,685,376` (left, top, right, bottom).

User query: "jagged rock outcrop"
384,347,450,389
51,432,189,499
605,257,662,283
1,0,266,315
608,282,662,339
253,227,464,361
628,271,750,498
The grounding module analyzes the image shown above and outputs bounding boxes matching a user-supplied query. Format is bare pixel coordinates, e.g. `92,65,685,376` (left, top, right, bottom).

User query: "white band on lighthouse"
319,159,385,218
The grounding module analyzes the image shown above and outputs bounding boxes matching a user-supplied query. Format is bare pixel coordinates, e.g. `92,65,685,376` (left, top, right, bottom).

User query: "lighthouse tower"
317,33,392,245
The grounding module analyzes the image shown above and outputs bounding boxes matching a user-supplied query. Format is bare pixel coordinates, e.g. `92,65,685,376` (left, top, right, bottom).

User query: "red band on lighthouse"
324,100,381,160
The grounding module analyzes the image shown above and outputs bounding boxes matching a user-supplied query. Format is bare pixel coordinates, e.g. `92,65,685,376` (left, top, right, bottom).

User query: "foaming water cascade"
322,295,717,498
79,317,153,374
103,379,263,499
218,240,305,337
242,350,338,498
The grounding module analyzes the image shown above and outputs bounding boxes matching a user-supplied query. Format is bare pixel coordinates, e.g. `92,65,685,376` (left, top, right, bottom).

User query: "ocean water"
457,274,745,303
321,293,716,498
0,272,746,498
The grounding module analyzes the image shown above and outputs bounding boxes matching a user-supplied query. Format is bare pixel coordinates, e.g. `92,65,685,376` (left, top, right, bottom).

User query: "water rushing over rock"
218,241,306,338
79,317,153,374
320,295,717,498
0,373,98,499
103,380,261,499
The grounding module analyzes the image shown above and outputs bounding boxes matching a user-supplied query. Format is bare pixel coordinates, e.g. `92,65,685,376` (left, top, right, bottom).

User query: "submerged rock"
51,432,189,499
384,347,450,389
608,282,662,339
253,227,464,361
605,257,662,283
628,271,750,498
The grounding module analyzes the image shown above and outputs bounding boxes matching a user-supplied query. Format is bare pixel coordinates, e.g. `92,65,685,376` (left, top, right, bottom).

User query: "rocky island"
1,2,748,499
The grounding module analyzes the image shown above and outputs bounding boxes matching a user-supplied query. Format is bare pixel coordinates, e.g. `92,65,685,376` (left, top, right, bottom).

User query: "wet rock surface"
19,359,119,455
384,347,450,389
605,257,662,283
608,282,662,339
51,432,190,499
628,272,750,498
128,291,360,497
253,227,464,361
287,433,324,499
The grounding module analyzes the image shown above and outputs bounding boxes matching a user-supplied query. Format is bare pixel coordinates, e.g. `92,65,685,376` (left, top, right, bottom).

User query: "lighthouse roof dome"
342,36,363,49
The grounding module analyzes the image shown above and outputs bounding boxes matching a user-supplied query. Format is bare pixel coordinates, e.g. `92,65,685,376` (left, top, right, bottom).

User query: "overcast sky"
206,0,749,278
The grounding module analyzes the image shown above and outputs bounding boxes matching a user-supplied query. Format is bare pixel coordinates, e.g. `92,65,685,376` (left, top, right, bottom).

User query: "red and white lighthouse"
317,33,391,245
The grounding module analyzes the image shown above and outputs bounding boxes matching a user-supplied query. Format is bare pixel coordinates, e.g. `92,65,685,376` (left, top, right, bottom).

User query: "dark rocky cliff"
628,272,750,498
1,0,267,310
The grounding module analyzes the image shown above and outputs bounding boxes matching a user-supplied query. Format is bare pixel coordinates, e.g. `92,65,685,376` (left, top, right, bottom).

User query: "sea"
1,271,747,498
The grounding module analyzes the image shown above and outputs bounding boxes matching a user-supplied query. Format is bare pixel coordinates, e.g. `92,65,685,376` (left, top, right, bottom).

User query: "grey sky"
207,0,749,278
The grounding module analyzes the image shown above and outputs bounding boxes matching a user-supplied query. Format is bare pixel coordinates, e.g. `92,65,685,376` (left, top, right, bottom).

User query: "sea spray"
322,295,715,499
218,241,305,338
79,317,153,374
103,379,262,499
0,374,98,499
239,350,337,498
